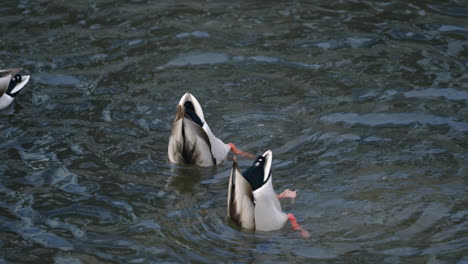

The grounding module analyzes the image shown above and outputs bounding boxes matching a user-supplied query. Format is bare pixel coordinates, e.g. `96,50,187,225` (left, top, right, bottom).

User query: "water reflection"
167,165,215,195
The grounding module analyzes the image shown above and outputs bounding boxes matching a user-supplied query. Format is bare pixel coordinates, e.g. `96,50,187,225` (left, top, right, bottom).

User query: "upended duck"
0,68,30,110
168,93,254,167
227,150,310,238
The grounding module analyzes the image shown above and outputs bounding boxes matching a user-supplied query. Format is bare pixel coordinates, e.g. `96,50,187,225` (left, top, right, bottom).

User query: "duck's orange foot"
277,189,297,199
287,213,311,239
228,143,256,159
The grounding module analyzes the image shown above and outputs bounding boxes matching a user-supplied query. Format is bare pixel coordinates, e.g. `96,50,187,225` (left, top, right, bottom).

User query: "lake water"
1,0,468,263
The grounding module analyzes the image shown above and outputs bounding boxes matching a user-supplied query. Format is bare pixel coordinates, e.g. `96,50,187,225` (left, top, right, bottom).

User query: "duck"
227,150,310,237
168,92,254,167
0,68,31,110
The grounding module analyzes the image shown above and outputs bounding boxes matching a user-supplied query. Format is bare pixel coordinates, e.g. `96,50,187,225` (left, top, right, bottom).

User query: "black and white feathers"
168,93,231,167
227,150,288,231
0,68,30,109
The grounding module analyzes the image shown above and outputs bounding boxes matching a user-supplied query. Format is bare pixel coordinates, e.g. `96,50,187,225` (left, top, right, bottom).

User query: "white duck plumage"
168,93,231,167
0,68,30,110
227,150,289,231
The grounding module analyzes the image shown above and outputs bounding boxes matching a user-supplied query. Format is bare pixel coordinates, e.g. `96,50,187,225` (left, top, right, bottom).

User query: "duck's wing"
0,68,30,94
253,176,288,231
168,105,216,167
251,150,288,231
0,68,22,94
202,123,230,164
179,92,230,164
0,68,30,109
168,105,186,164
178,93,205,122
183,93,230,163
227,157,255,229
7,75,30,97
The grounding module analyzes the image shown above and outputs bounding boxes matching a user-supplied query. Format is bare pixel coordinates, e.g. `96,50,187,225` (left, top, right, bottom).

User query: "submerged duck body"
227,150,288,231
168,93,231,167
0,68,30,110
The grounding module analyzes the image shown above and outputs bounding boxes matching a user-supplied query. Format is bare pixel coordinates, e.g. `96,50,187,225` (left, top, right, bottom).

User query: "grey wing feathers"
168,105,216,167
168,107,185,163
227,158,255,230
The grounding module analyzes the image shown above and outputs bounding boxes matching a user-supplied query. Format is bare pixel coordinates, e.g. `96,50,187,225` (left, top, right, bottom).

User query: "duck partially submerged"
168,93,254,167
227,150,310,237
0,68,30,110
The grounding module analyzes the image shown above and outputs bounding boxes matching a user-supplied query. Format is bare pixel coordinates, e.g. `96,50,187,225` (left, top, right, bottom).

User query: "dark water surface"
1,0,468,263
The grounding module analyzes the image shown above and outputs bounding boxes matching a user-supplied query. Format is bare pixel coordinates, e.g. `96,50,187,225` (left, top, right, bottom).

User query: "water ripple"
158,52,322,70
321,113,468,132
404,88,468,101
